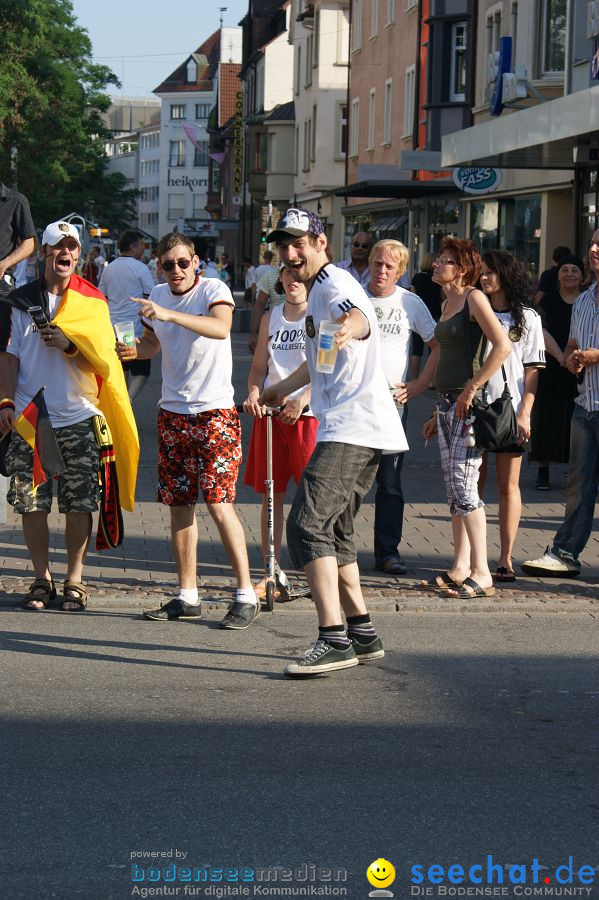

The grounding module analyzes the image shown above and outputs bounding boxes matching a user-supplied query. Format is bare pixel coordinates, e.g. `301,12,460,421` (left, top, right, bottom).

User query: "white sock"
178,588,199,605
236,587,258,606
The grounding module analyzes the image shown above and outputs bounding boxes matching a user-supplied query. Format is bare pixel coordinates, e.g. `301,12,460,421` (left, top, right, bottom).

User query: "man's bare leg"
303,556,343,625
170,506,198,589
21,512,51,609
63,511,93,610
206,502,252,589
338,561,368,618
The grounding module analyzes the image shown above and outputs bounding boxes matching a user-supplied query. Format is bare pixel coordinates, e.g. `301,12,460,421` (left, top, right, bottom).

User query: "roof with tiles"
153,30,220,94
218,63,242,127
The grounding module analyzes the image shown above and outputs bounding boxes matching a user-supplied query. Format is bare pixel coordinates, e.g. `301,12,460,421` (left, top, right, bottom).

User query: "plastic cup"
316,321,341,374
114,320,136,347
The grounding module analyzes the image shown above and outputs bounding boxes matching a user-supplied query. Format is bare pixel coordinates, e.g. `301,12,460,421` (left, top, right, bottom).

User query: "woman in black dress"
530,255,585,489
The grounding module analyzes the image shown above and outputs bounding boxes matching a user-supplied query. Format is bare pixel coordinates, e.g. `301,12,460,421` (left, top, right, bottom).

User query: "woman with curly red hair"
421,238,511,598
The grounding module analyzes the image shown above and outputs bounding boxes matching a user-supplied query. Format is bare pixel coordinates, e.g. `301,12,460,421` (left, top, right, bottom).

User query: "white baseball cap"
42,220,81,248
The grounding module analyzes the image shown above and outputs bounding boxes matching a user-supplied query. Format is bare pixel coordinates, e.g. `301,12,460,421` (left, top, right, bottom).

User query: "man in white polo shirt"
367,239,439,575
260,209,407,677
118,232,259,629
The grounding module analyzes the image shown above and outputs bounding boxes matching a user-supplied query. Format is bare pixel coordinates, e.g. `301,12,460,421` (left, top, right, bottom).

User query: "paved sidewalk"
0,330,597,611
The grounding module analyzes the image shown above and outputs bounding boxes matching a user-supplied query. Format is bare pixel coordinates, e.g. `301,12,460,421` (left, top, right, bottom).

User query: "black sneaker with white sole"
219,600,260,630
349,635,385,661
284,640,359,677
143,597,202,621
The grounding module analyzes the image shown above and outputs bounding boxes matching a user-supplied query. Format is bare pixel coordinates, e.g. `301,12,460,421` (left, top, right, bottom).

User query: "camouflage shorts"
6,417,100,514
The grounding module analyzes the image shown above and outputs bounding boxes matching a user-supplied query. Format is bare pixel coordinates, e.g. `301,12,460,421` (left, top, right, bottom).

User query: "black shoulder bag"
462,297,518,452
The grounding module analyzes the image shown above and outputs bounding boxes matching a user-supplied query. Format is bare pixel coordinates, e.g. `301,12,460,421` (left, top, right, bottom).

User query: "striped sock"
346,614,377,644
318,625,351,649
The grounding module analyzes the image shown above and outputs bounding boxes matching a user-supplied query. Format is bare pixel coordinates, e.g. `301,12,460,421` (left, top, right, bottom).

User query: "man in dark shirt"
0,181,36,298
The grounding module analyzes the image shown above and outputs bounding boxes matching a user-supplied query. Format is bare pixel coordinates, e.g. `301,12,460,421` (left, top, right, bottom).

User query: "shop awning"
372,215,408,232
441,85,599,170
334,179,458,199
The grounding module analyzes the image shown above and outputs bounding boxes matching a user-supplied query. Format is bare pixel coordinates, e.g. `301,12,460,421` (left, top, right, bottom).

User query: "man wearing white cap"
260,208,408,677
0,221,101,612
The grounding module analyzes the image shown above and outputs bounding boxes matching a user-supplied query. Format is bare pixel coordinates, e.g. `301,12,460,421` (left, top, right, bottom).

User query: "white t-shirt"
483,306,546,413
368,285,436,385
264,305,313,415
244,266,256,290
99,256,156,338
305,264,408,451
5,293,100,427
147,278,236,414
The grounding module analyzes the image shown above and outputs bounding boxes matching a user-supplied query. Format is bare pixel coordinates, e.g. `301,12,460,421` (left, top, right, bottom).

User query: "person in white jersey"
118,232,259,630
243,265,317,598
366,239,439,575
99,230,155,401
259,208,407,677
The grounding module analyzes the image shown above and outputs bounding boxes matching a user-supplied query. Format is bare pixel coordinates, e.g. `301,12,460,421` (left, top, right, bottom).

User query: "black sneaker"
377,557,407,575
284,640,359,677
535,471,550,491
143,597,202,621
219,600,259,630
349,635,385,662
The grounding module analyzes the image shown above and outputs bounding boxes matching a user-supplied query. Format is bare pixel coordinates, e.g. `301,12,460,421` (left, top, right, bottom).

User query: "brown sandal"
21,578,57,610
61,580,88,611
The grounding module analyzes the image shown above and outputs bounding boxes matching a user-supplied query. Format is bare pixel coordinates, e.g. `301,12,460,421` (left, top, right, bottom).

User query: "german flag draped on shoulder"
52,274,139,511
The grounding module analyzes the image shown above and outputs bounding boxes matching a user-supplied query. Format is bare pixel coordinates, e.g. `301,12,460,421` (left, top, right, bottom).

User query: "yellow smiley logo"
366,858,396,888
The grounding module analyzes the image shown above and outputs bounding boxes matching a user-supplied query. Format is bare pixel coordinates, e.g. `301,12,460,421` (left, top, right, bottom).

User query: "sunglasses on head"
162,258,193,272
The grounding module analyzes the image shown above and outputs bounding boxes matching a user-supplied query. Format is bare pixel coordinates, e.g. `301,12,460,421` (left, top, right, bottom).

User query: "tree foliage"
0,0,138,232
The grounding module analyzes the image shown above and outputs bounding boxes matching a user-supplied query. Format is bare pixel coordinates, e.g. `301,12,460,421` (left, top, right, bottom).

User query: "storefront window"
470,195,540,279
512,195,541,280
472,201,499,253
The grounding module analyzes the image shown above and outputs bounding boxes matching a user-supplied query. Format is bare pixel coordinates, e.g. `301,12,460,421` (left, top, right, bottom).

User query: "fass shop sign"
452,167,502,194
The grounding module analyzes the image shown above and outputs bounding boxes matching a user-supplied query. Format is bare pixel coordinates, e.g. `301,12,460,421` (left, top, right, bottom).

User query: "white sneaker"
521,547,580,577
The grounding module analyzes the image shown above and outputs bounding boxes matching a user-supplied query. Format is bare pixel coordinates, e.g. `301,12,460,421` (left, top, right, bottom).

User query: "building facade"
288,0,350,259
239,0,294,263
154,32,223,245
337,0,474,275
138,124,161,240
441,1,598,274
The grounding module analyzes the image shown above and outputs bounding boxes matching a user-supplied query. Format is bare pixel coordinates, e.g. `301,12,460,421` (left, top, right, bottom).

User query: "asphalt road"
0,606,597,899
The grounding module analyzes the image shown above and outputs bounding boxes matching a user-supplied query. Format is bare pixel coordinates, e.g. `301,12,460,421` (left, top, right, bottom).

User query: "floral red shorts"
157,407,242,506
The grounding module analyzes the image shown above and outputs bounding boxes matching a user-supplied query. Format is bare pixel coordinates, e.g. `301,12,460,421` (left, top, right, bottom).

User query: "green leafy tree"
0,0,138,232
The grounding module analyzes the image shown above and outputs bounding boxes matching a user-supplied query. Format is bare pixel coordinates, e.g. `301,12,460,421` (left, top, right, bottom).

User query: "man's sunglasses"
352,242,370,249
162,258,193,272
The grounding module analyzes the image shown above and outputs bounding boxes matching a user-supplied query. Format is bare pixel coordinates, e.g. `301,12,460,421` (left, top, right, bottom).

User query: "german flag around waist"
52,274,139,511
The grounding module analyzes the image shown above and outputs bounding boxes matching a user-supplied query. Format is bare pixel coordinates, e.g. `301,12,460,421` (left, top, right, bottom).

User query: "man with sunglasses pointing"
118,232,259,629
